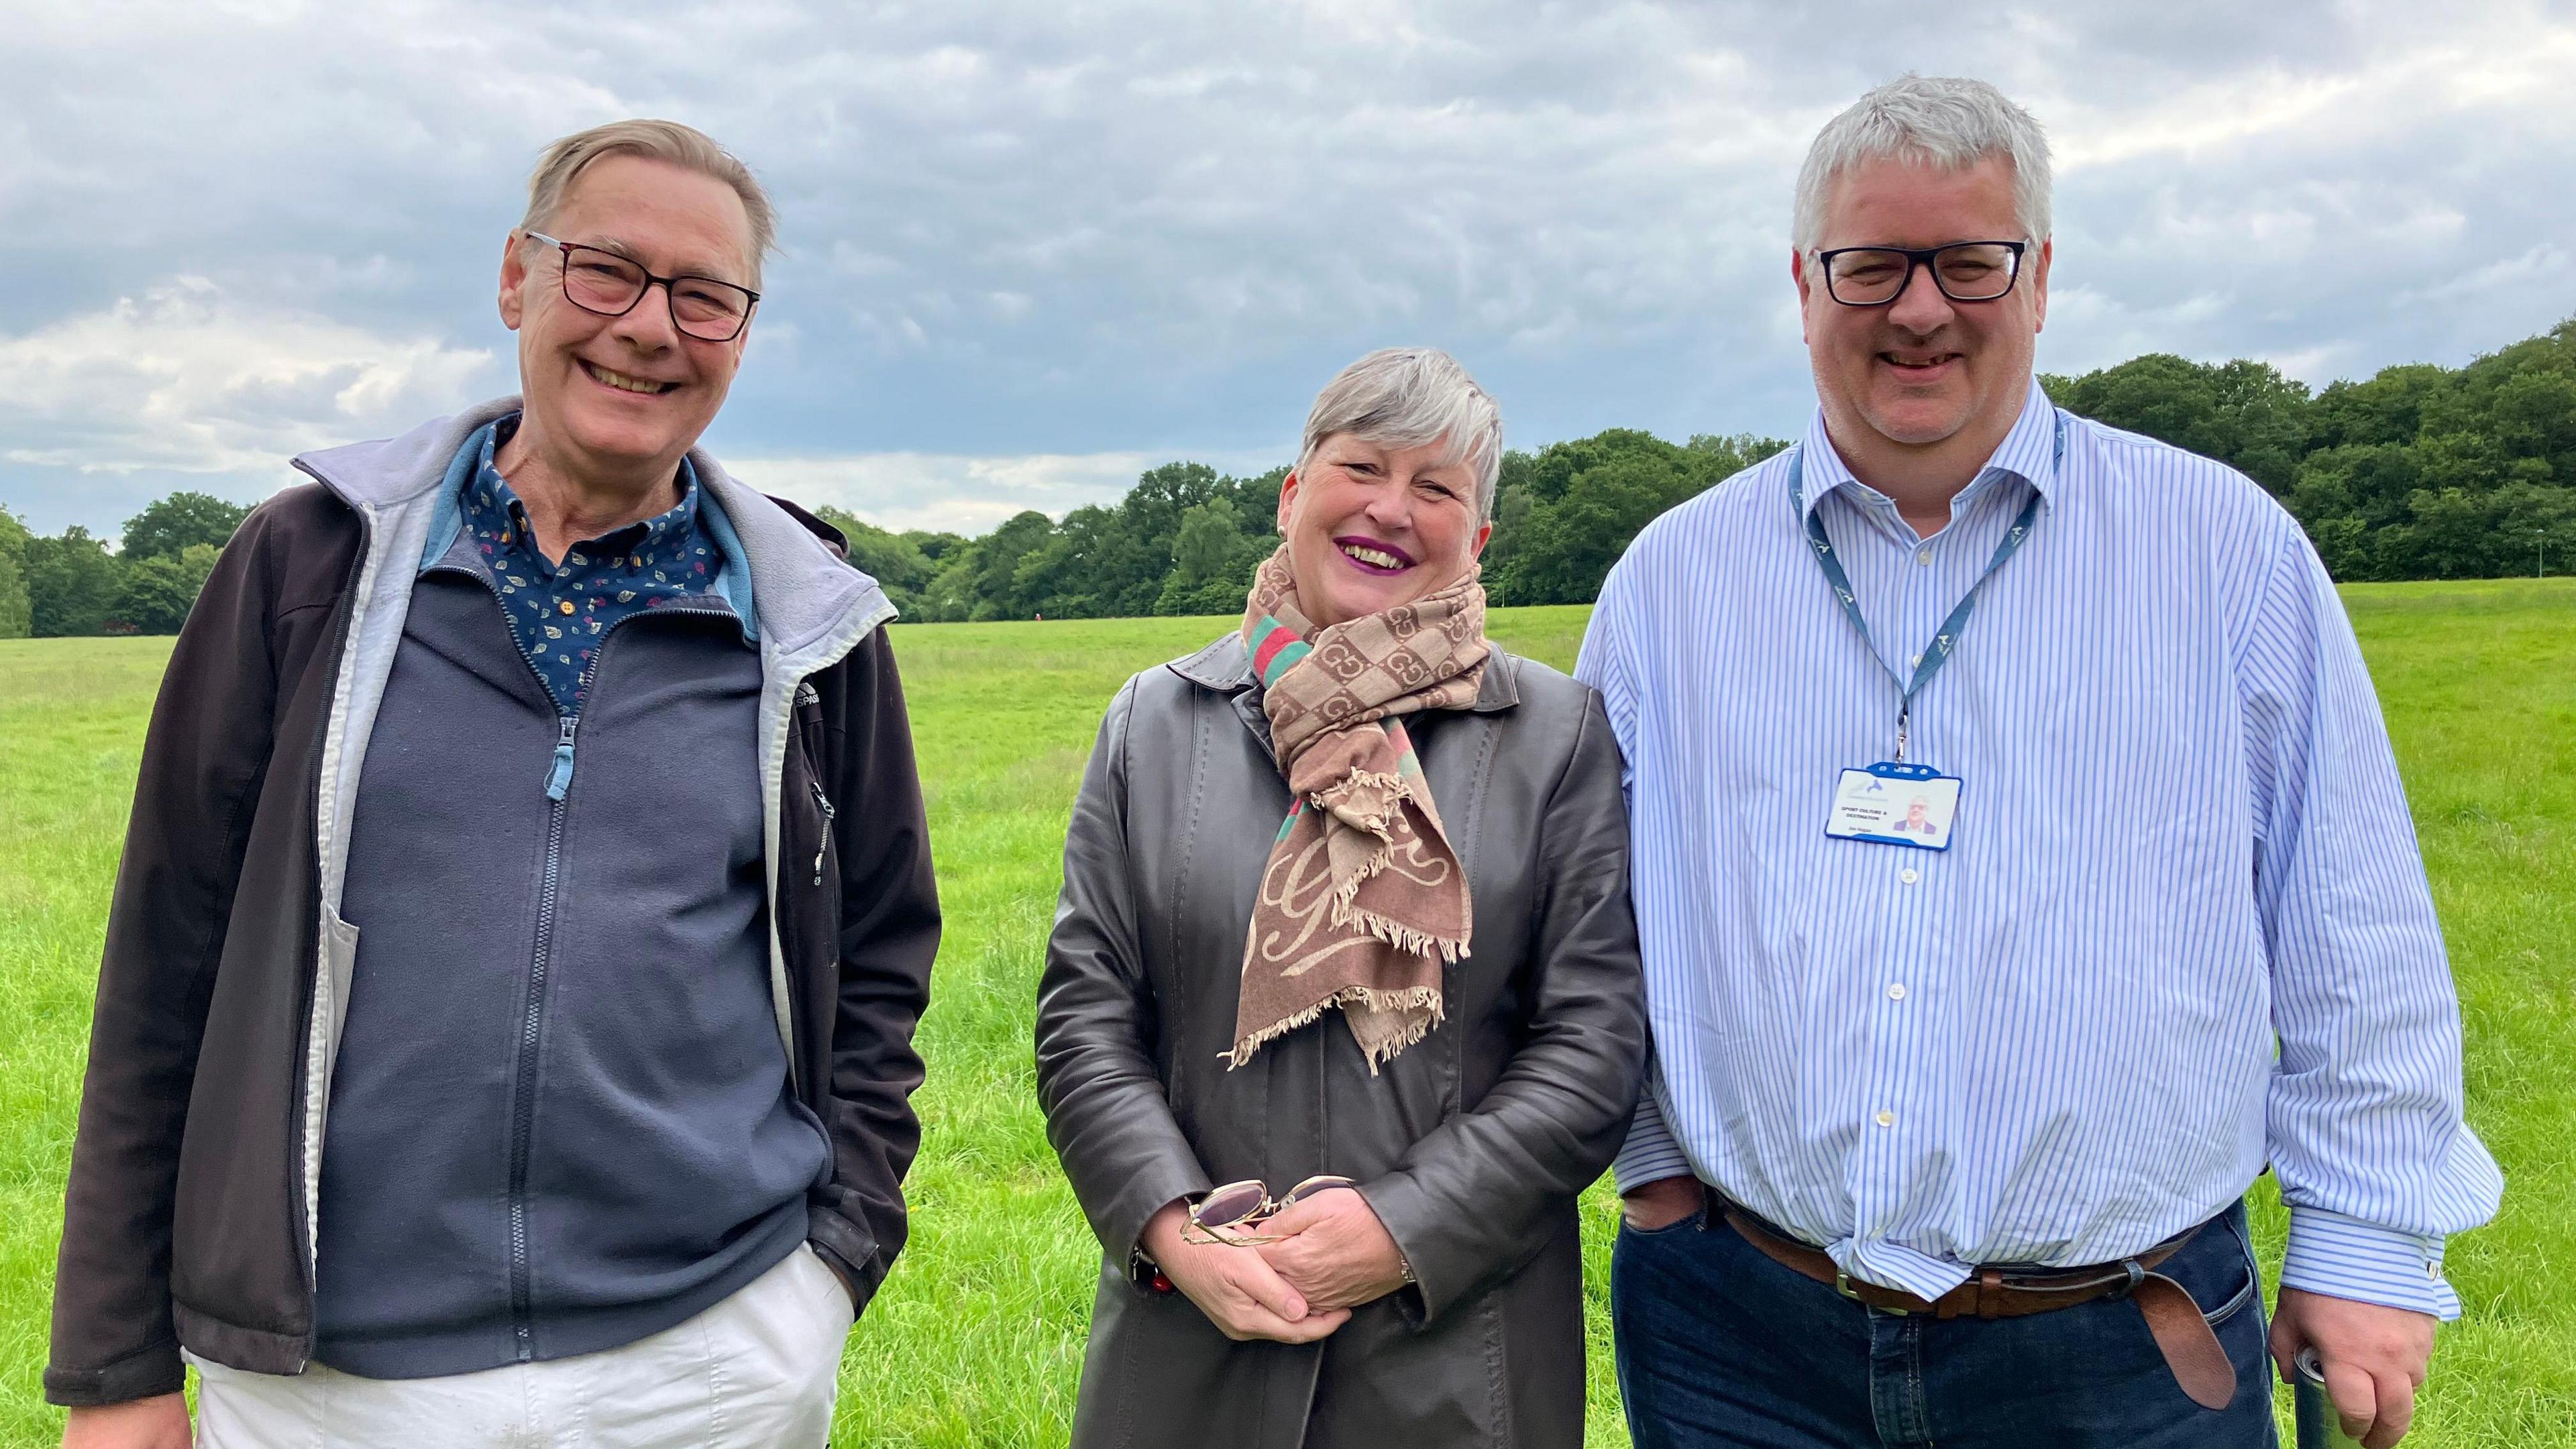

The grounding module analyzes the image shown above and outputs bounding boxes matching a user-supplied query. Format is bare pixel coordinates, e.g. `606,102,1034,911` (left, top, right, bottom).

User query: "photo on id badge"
1825,762,1963,851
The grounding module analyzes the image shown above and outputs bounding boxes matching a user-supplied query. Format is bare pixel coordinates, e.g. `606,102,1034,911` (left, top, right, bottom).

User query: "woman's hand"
1139,1200,1351,1344
1256,1186,1410,1311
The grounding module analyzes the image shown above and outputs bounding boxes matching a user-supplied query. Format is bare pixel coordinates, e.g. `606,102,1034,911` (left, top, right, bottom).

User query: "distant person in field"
1035,346,1648,1448
1584,76,2499,1449
48,119,940,1449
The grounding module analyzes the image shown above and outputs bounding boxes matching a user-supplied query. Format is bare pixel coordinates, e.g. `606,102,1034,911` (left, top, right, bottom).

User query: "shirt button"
1887,983,1907,1000
1874,1110,1896,1128
1916,548,1933,566
1899,867,1919,885
2426,1261,2442,1280
1909,653,1922,667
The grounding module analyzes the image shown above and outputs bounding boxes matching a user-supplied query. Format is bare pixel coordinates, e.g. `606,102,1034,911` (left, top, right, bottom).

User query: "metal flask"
2293,1348,2371,1449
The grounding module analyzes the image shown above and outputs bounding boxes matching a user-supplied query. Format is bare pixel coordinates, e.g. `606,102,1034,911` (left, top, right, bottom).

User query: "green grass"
1,583,2569,1447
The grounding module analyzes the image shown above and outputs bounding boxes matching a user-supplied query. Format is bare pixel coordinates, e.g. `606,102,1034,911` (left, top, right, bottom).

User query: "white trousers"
189,1244,854,1449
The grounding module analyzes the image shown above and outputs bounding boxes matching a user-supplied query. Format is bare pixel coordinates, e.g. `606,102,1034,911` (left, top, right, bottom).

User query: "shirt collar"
1799,376,2062,520
451,413,704,573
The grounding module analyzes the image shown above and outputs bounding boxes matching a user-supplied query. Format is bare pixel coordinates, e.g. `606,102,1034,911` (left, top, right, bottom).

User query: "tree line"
2,317,2567,639
0,492,248,639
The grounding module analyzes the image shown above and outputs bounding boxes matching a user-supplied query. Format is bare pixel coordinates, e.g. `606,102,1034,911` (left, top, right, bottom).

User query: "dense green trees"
5,321,2567,639
849,462,1291,623
25,527,123,637
1486,431,1788,604
119,492,252,565
2042,318,2576,580
0,506,31,639
0,491,250,639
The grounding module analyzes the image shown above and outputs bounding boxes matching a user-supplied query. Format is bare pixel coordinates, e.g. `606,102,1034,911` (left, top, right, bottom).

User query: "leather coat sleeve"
1034,679,1216,1263
812,628,942,1309
1359,691,1648,1326
46,502,299,1406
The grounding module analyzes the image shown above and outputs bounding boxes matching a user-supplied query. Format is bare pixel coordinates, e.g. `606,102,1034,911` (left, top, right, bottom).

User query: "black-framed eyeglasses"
1814,241,2028,307
523,231,761,341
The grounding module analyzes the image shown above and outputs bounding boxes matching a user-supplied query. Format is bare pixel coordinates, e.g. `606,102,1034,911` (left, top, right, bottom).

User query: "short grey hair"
1792,76,2051,256
1296,347,1505,519
521,119,777,286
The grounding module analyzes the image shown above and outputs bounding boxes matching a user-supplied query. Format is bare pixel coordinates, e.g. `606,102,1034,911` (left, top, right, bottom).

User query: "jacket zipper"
507,716,572,1360
810,780,837,885
445,566,739,1361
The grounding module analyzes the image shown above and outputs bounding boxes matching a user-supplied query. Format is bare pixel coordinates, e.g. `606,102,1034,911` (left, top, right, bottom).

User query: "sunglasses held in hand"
1181,1176,1359,1245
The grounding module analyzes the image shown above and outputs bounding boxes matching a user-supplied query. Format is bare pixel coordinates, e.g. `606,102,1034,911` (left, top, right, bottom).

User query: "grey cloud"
2,0,2571,535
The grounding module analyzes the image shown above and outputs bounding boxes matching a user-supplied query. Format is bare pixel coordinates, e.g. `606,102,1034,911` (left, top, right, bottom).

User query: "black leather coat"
1036,635,1648,1448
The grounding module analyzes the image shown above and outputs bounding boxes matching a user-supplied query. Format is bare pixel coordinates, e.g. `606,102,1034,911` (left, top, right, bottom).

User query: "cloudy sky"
5,0,2573,538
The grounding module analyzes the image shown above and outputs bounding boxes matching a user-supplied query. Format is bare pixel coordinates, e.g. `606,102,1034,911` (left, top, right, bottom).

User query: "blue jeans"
1612,1199,2277,1448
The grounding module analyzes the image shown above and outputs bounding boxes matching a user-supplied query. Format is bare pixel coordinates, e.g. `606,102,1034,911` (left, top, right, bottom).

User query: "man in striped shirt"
1580,77,2499,1449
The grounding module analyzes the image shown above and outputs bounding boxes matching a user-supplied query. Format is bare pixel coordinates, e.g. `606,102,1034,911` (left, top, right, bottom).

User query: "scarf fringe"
1223,984,1448,1071
1311,768,1409,839
1352,989,1446,1075
1328,895,1468,962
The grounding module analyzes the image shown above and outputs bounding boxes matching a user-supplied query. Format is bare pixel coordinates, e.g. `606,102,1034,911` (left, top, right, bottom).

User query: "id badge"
1824,761,1962,851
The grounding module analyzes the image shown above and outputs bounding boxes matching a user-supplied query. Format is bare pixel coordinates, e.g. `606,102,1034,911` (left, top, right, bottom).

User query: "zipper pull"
545,716,579,802
810,780,837,884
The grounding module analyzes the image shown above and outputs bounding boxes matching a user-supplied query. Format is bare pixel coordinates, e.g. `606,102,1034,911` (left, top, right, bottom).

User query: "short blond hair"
521,119,776,285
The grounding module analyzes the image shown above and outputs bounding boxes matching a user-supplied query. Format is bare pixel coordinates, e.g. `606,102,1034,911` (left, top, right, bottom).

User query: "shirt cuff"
2280,1205,2460,1320
1613,1090,1694,1194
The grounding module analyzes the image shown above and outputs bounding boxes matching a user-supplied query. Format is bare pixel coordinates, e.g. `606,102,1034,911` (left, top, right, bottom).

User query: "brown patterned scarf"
1227,544,1491,1071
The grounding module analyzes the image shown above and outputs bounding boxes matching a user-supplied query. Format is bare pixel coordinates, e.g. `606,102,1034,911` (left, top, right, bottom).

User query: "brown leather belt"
1719,1203,2238,1411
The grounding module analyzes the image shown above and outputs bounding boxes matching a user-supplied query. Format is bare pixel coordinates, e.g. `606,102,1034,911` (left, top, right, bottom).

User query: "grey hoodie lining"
286,396,896,1272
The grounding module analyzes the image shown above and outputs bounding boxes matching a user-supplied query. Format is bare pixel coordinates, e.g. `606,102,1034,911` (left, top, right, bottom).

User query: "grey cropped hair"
1793,76,2053,256
1297,347,1505,519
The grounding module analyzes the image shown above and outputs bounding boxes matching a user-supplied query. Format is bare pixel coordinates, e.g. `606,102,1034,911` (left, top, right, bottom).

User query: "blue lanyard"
1787,417,2060,762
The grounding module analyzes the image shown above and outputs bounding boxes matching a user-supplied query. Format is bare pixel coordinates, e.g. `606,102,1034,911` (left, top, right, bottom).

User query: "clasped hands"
1138,1186,1409,1344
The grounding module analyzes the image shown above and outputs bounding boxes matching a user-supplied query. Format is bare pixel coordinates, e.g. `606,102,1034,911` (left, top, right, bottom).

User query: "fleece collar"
291,396,890,652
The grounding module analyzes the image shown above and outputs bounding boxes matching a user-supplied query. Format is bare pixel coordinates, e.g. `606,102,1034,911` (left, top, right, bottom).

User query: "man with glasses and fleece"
47,119,940,1449
1581,77,2498,1448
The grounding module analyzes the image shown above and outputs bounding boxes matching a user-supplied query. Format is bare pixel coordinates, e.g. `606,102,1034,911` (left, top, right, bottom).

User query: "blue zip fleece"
311,453,832,1378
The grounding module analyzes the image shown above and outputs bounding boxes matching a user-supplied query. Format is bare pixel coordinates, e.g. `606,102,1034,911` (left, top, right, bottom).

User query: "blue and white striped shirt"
1576,380,2501,1318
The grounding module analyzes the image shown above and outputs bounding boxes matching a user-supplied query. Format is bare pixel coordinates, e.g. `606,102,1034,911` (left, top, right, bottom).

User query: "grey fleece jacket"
309,421,835,1377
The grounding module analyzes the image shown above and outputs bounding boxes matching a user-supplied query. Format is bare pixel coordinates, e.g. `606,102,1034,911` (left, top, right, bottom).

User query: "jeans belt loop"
2112,1256,2147,1300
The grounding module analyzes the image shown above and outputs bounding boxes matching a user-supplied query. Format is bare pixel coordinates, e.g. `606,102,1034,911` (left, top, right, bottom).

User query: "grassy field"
2,581,2569,1446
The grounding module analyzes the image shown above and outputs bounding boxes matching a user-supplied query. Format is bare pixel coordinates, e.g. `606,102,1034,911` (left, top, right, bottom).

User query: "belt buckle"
1833,1269,1907,1313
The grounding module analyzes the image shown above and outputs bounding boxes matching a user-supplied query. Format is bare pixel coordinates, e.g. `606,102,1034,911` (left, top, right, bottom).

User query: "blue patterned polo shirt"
456,416,729,714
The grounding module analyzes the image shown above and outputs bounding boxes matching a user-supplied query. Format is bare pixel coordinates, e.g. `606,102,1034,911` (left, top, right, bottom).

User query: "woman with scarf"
1036,347,1648,1448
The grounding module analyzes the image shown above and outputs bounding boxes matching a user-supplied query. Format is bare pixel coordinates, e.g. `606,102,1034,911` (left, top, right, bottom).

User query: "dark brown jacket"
46,400,940,1407
1035,636,1648,1449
